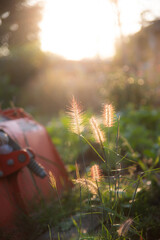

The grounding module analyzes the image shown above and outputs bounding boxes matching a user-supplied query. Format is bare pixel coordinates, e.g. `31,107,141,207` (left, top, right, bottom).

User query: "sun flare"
39,0,151,60
40,0,116,60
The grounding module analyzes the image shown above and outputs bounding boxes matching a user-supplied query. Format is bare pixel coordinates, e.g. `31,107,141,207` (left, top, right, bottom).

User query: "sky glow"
40,0,160,60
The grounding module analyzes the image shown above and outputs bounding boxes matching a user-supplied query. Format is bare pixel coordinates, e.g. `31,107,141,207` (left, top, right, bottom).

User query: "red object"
0,108,72,235
0,149,30,177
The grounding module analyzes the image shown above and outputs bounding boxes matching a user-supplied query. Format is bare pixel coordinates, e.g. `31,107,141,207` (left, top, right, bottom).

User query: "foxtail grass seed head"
73,178,98,195
68,96,84,135
117,218,133,236
49,171,57,190
91,164,102,182
90,117,105,143
103,104,115,127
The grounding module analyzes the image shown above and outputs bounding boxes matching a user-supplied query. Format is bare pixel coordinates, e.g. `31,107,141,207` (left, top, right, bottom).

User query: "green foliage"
0,44,45,108
14,188,84,240
47,115,81,166
120,107,160,159
0,0,43,109
133,185,160,239
46,106,160,167
0,0,42,48
101,67,151,111
0,74,17,107
45,104,160,239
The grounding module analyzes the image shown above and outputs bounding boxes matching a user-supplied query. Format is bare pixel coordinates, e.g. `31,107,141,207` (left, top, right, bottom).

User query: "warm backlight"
40,0,116,60
39,0,152,60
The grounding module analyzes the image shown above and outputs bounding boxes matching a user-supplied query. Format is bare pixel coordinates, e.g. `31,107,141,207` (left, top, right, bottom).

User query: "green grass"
44,104,160,239
7,105,160,240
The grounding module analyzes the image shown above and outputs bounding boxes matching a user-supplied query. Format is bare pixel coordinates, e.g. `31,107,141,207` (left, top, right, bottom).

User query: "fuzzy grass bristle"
68,96,84,135
73,178,98,195
117,218,133,236
103,104,115,127
49,171,57,190
90,117,105,143
91,164,102,182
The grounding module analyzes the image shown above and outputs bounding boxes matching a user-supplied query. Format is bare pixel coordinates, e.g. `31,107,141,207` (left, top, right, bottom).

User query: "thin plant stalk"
106,128,111,194
75,161,82,236
48,225,52,240
90,117,111,191
78,135,94,231
57,232,61,240
116,116,121,201
78,135,88,177
78,135,93,234
49,171,62,210
103,104,116,197
99,135,111,193
95,179,106,234
91,164,105,234
68,97,93,233
111,116,121,231
128,173,143,217
81,135,105,163
79,185,82,237
112,116,120,208
81,133,108,225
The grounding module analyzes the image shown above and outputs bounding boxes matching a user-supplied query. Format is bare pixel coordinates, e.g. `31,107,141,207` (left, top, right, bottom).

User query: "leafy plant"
46,100,160,239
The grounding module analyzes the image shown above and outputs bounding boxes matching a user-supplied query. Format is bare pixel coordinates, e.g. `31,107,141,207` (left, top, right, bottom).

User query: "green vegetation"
43,99,160,240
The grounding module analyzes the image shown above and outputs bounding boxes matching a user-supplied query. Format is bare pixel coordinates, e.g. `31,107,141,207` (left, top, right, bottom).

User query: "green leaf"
71,217,80,235
152,156,159,168
138,160,147,171
58,232,61,240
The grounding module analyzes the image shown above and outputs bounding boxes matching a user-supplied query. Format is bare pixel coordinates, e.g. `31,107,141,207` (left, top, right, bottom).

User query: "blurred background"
0,0,160,119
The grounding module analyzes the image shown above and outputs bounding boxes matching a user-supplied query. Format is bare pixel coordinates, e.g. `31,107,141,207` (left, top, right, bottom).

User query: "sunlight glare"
40,0,115,60
40,0,156,60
